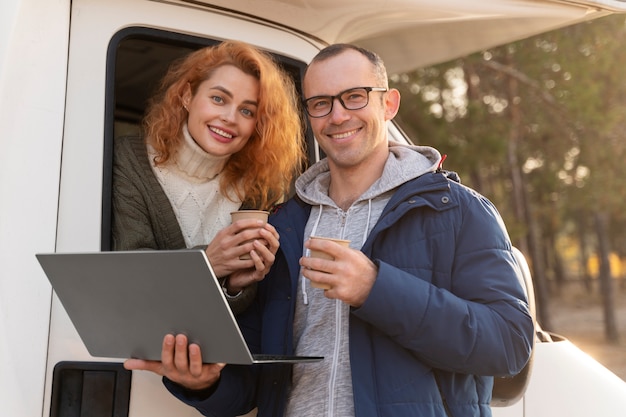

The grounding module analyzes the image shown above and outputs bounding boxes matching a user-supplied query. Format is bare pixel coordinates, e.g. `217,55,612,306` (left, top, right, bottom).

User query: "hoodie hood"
295,141,441,206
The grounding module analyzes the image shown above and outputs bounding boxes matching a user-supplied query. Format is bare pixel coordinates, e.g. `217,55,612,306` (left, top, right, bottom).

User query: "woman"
112,40,305,313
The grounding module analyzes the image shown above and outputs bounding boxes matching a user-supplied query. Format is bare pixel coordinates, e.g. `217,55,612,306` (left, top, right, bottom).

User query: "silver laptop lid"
37,250,259,364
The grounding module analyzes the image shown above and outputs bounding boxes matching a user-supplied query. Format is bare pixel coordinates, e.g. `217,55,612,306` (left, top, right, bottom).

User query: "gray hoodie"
284,142,441,417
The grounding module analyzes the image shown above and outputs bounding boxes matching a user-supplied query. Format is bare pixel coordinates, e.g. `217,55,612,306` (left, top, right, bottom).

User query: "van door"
45,1,319,416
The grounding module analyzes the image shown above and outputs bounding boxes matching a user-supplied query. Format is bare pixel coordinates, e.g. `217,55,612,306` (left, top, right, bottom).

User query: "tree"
390,14,626,340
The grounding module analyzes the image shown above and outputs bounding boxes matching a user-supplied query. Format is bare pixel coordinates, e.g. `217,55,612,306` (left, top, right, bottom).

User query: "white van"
2,1,626,416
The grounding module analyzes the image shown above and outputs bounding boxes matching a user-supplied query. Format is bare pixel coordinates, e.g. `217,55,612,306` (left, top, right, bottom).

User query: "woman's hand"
205,220,279,288
226,226,279,292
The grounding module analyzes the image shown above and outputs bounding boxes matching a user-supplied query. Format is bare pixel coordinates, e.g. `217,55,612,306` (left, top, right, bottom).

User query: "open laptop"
36,249,323,365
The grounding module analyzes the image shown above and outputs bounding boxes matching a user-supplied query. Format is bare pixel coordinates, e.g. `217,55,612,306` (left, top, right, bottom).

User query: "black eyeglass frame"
303,86,388,118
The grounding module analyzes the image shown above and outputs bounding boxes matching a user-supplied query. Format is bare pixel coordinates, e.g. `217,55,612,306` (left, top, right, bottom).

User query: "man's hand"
300,238,377,307
124,334,225,391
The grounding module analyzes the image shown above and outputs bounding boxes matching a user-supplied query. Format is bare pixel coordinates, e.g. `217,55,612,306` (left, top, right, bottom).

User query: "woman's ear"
384,88,401,121
182,82,192,109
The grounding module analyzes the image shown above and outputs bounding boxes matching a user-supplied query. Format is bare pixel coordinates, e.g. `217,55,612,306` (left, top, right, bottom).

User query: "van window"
101,27,312,250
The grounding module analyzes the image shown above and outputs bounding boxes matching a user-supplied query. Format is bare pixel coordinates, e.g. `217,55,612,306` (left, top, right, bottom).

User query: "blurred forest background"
389,14,626,353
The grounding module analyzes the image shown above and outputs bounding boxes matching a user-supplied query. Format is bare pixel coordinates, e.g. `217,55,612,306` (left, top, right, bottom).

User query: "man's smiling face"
303,49,396,172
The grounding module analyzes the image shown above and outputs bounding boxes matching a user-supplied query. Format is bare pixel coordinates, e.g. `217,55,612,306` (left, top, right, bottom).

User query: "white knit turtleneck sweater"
148,125,242,248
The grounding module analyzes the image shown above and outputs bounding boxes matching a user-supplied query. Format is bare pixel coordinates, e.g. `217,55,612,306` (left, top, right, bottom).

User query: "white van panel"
524,339,626,416
491,339,626,417
0,1,70,417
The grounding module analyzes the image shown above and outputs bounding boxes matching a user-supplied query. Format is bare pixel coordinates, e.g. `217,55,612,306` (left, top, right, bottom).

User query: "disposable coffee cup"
231,210,270,259
308,236,351,289
230,210,269,223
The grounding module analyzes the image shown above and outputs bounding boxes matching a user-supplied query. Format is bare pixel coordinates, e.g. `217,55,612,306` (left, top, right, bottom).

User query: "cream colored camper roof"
175,0,626,72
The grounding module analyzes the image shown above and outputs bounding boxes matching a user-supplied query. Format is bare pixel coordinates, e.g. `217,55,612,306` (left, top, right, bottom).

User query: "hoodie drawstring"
363,199,372,244
302,205,324,305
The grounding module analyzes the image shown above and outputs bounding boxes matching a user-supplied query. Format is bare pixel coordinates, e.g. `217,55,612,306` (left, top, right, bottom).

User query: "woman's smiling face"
183,64,259,157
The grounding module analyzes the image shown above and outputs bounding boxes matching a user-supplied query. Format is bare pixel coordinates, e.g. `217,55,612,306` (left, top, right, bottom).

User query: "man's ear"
384,88,401,121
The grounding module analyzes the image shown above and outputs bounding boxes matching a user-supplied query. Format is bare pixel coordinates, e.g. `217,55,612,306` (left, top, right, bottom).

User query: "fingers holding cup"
230,210,270,260
306,236,351,289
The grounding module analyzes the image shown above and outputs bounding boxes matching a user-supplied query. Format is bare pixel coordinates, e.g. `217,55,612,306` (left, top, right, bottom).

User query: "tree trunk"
594,211,619,343
503,55,551,329
577,211,593,292
546,233,566,295
527,220,552,330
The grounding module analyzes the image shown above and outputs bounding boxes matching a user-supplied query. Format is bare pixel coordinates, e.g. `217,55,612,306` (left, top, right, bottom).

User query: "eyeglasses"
303,87,388,118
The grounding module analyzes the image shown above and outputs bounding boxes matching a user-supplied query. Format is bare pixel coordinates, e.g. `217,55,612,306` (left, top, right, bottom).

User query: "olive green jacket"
111,135,255,313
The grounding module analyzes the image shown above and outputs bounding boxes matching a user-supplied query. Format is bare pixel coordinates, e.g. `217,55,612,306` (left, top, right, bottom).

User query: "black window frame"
101,27,314,250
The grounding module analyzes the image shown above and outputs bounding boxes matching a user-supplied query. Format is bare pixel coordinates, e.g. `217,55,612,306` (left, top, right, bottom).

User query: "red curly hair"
143,40,305,210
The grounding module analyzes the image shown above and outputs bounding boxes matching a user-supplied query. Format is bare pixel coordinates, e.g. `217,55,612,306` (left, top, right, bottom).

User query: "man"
125,44,535,417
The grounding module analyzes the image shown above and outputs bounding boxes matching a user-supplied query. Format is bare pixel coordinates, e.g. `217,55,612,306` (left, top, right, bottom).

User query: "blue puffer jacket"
166,171,535,417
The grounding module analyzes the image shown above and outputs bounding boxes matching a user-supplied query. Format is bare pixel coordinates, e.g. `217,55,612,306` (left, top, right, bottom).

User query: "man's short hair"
306,43,388,87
